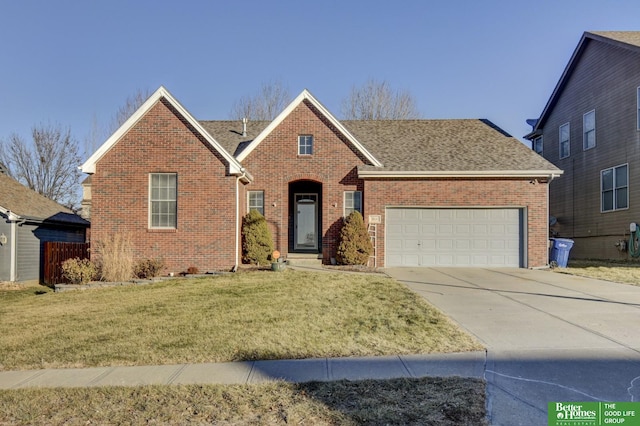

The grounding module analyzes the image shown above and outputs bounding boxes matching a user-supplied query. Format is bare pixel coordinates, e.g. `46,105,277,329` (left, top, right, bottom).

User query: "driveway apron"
386,267,640,426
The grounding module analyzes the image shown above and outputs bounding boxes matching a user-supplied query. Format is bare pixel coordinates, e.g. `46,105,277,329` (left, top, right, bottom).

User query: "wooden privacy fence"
43,242,90,285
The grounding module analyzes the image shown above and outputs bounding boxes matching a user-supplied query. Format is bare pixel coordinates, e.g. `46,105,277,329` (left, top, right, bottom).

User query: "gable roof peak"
526,31,640,137
80,86,244,176
235,89,382,166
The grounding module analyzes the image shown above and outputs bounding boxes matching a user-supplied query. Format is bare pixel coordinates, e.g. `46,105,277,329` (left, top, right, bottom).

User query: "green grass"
558,259,640,285
0,270,482,371
0,377,487,425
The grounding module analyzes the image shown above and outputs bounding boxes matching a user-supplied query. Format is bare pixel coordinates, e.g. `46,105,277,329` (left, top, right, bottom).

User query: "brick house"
525,31,640,259
81,87,561,273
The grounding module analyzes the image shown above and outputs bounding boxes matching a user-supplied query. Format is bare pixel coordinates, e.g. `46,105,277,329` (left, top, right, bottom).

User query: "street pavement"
385,267,640,426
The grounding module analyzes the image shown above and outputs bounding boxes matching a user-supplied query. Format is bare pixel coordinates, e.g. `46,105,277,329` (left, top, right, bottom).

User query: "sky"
1,0,640,159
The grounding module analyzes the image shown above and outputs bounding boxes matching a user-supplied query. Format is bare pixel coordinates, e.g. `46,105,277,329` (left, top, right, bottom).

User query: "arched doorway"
289,180,322,253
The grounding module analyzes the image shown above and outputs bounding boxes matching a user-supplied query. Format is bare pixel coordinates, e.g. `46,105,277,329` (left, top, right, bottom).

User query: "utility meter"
631,223,637,232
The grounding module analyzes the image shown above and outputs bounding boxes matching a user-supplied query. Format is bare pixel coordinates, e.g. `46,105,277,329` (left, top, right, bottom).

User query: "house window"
601,164,628,212
150,173,177,228
559,123,570,159
298,135,313,155
637,87,640,130
583,110,596,150
533,136,543,155
248,191,264,216
344,191,362,217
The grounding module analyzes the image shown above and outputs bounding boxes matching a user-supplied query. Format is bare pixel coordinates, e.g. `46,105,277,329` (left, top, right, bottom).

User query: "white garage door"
386,208,522,267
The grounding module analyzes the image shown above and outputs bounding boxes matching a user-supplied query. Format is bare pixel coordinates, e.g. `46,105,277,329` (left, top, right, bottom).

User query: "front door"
294,193,318,251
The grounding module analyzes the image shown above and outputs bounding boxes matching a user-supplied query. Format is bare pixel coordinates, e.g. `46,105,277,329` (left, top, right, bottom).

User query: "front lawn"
0,270,482,371
557,259,640,285
0,377,487,425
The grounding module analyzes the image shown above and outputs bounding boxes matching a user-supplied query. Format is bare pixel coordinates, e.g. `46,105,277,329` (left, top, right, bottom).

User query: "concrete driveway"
385,267,640,426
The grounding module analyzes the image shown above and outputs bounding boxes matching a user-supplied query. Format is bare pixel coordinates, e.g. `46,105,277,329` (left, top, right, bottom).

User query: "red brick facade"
240,100,368,262
91,99,239,274
88,92,551,271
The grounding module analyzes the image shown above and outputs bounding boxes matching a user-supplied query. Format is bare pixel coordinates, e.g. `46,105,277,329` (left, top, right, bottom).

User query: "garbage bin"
549,238,574,268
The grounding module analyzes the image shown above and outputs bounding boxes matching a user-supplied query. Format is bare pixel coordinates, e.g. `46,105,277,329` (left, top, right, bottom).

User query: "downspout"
234,168,248,272
9,217,17,282
235,175,240,272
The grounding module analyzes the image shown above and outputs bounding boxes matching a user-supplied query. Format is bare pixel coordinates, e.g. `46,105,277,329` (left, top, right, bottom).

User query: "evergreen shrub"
336,211,374,265
242,210,274,265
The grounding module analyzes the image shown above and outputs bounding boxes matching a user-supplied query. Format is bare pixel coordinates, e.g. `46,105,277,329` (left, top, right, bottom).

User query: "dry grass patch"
0,377,487,425
0,270,482,370
558,259,640,285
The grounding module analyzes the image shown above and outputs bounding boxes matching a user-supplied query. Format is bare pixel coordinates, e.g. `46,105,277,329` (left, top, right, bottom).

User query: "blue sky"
1,0,639,158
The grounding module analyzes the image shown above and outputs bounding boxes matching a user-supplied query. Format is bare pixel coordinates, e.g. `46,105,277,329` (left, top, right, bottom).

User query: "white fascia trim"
0,206,22,221
81,86,243,175
358,170,564,179
235,89,383,167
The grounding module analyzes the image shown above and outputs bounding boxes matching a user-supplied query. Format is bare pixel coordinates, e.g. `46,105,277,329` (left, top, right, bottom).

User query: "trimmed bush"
61,257,97,284
242,210,274,265
336,211,374,265
134,258,165,279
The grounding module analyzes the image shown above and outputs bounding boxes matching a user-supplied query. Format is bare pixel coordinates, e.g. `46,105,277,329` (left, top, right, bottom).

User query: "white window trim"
583,110,596,151
533,135,543,155
601,163,629,213
149,173,177,229
247,190,265,216
559,122,570,159
298,135,313,155
344,190,362,217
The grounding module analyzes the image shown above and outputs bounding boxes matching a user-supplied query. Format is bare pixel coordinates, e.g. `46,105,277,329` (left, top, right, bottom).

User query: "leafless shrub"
93,233,134,282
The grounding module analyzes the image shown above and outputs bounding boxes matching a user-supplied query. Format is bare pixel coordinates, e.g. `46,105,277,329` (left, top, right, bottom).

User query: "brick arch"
283,172,327,184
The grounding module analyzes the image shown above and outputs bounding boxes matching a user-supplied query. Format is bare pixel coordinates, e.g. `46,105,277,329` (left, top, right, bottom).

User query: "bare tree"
84,88,152,160
229,80,292,120
341,79,421,120
108,88,152,135
0,123,82,209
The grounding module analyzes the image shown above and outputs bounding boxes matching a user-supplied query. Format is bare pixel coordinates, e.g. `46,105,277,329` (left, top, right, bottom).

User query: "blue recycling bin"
549,238,574,267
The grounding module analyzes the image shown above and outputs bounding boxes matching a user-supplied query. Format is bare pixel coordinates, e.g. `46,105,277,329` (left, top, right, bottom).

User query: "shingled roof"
0,173,88,225
589,31,640,49
199,118,560,176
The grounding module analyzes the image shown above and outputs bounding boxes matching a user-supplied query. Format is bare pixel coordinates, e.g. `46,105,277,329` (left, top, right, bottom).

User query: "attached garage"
385,208,523,267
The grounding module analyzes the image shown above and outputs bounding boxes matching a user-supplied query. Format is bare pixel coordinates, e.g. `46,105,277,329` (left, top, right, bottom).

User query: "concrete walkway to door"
385,267,640,426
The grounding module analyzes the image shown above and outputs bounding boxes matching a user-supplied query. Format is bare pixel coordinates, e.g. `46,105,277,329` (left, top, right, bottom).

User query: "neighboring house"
81,86,560,273
525,31,640,259
0,170,89,282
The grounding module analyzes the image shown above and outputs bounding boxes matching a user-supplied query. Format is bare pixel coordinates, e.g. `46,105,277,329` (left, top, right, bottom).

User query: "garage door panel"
386,208,522,267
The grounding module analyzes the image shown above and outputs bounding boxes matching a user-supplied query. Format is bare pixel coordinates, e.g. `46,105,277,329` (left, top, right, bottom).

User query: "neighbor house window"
601,164,628,212
150,173,177,228
583,110,596,150
298,135,313,155
344,191,362,217
559,123,570,159
248,191,264,216
533,136,543,155
637,87,640,130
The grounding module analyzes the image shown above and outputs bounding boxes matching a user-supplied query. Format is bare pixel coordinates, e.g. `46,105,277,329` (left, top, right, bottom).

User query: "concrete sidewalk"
0,351,485,389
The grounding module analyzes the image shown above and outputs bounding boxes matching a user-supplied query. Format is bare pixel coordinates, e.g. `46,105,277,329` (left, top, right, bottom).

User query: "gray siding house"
0,170,89,282
526,31,640,259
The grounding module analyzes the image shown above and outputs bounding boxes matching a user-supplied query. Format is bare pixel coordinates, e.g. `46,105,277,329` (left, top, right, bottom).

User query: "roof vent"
0,163,7,174
242,117,248,137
